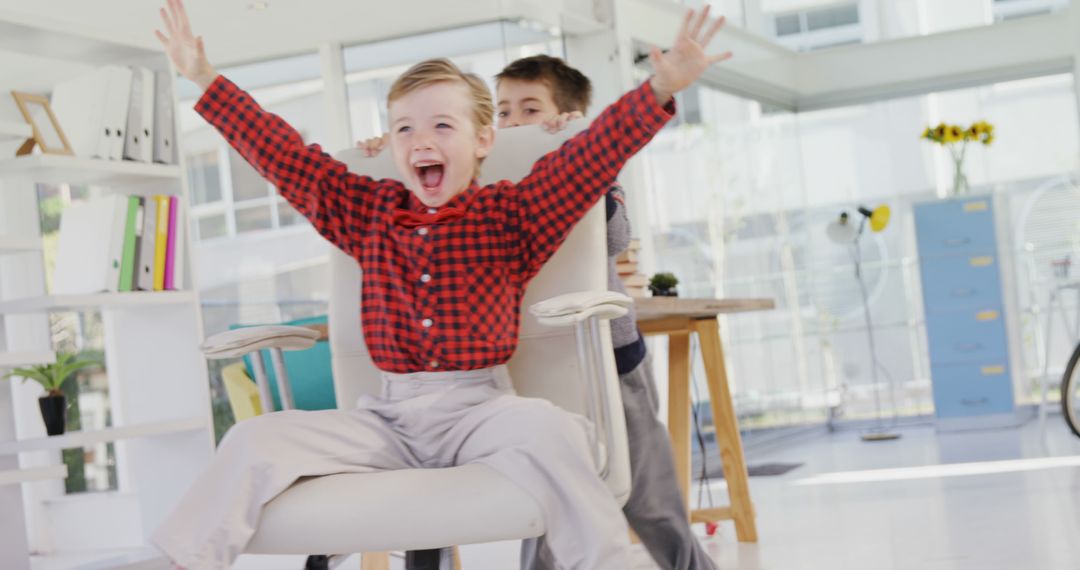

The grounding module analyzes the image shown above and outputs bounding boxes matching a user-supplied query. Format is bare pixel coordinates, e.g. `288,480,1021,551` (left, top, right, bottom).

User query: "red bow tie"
392,205,467,228
392,187,481,228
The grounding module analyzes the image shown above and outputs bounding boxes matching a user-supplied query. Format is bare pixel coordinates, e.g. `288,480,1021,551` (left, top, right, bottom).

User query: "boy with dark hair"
153,0,730,567
496,54,718,570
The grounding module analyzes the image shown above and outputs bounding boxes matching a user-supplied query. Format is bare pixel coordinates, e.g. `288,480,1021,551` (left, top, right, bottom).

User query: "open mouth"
414,161,445,191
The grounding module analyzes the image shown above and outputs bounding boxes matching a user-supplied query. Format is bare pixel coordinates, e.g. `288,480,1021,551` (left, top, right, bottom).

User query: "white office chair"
201,122,632,567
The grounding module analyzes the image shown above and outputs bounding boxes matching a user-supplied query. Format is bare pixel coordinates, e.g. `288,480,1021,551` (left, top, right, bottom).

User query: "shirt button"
429,360,440,368
421,318,433,328
427,208,437,214
418,227,429,236
420,273,432,283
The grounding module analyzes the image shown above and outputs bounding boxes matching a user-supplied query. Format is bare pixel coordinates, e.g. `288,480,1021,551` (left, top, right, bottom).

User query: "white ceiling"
0,0,576,67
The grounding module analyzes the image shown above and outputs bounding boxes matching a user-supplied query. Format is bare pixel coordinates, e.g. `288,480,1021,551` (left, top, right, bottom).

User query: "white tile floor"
35,416,1080,569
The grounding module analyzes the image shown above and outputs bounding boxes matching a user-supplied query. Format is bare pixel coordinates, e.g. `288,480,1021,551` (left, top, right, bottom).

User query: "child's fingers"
707,51,733,65
649,45,663,67
196,36,206,56
160,7,175,34
154,30,170,47
700,15,725,47
677,9,694,40
688,5,709,39
174,0,192,33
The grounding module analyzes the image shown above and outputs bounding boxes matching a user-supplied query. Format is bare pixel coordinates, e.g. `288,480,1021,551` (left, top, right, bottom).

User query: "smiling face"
496,79,561,128
388,81,494,208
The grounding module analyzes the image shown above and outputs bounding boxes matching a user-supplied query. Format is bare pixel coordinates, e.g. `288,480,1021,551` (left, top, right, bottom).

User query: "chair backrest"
328,123,630,500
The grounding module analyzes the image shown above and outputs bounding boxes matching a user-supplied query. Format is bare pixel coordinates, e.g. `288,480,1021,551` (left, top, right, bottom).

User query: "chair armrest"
200,325,320,359
529,291,631,327
528,290,630,479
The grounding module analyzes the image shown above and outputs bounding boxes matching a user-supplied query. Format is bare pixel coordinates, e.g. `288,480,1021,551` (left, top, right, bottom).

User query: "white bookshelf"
0,291,195,315
0,235,41,253
0,155,181,187
0,15,214,567
0,119,32,142
0,417,205,456
0,465,67,486
0,351,55,367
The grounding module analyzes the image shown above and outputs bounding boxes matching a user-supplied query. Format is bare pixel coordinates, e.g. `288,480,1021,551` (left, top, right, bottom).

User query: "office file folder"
153,69,177,164
122,67,155,163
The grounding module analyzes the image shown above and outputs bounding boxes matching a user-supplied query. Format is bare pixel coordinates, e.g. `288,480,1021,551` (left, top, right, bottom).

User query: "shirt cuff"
194,75,238,122
636,79,678,124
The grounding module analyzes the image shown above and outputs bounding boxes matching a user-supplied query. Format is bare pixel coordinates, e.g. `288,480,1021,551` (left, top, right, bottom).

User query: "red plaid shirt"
196,76,673,373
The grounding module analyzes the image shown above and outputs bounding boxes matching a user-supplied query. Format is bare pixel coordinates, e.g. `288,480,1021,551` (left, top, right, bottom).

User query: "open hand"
154,0,217,90
541,111,584,134
356,133,389,157
649,6,732,104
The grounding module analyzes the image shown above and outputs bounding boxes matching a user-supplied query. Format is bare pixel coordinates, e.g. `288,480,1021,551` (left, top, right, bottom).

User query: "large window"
640,72,1080,430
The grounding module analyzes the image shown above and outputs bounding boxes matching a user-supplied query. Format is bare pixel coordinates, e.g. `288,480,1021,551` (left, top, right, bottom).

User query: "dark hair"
495,55,593,114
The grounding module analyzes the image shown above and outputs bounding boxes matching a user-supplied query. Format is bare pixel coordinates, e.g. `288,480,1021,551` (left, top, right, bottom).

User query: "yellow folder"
153,195,170,291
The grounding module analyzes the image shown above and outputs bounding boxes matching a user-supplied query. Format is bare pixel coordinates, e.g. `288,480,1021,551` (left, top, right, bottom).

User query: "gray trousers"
520,357,718,570
152,367,630,569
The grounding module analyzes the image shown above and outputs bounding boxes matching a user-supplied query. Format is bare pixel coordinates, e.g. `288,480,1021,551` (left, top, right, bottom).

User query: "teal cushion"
231,315,337,412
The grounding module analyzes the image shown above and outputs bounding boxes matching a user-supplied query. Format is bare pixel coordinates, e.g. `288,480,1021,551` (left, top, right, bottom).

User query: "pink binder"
163,195,178,290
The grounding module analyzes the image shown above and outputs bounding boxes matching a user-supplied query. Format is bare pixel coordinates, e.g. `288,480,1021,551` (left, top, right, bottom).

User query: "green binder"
118,196,144,292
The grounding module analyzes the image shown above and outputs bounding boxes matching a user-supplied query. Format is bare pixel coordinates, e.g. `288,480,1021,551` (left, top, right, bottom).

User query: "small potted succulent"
648,272,680,297
2,352,100,436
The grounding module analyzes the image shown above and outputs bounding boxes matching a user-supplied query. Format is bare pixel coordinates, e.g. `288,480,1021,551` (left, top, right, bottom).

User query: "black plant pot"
38,395,67,436
650,288,679,297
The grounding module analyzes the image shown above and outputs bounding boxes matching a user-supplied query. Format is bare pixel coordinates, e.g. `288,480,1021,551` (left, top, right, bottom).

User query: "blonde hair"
387,58,494,133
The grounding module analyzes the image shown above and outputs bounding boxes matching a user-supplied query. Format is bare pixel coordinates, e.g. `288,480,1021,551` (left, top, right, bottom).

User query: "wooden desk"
636,297,775,543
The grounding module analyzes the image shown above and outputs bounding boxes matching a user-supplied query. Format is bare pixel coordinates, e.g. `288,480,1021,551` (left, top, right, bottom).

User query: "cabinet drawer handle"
961,397,989,406
943,238,971,247
981,365,1005,375
963,201,989,212
969,256,994,267
975,310,999,321
953,342,983,352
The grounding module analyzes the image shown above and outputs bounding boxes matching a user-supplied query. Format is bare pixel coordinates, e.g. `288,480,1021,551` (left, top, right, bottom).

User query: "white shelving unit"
0,236,41,253
0,465,67,487
0,351,54,367
0,155,181,187
0,417,205,456
0,16,214,570
0,291,196,315
0,120,32,143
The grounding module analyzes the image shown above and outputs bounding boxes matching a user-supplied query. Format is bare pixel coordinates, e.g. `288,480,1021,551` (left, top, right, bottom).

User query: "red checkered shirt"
196,76,674,373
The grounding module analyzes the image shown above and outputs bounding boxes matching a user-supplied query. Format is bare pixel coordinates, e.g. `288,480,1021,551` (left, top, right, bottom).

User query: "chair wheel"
304,554,329,570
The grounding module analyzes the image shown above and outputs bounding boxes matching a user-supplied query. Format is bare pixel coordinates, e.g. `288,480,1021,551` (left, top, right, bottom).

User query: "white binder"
50,71,111,159
122,67,155,163
153,69,177,164
97,65,133,161
53,195,129,295
137,194,158,291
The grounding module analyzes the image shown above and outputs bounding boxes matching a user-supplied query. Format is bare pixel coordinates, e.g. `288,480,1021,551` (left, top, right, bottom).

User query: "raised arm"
510,7,731,276
155,0,383,255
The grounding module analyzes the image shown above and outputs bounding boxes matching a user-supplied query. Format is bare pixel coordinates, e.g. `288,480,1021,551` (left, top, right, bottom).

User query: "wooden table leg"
361,552,390,570
666,331,692,508
693,318,758,543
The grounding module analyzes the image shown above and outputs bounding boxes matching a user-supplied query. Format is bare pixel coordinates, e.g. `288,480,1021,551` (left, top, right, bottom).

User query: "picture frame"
11,91,74,157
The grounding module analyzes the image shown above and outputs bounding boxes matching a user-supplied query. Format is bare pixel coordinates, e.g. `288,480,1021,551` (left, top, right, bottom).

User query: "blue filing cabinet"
914,197,1017,427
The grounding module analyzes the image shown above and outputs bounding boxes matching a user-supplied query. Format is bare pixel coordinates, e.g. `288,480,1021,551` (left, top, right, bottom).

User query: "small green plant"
2,352,100,397
649,272,679,296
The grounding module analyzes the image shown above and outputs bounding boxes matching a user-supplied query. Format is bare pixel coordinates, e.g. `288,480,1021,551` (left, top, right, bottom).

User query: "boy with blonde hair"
151,0,730,568
364,55,721,570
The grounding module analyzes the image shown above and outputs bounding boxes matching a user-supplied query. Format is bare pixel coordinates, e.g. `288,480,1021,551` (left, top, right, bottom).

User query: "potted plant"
648,272,680,297
2,352,100,436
